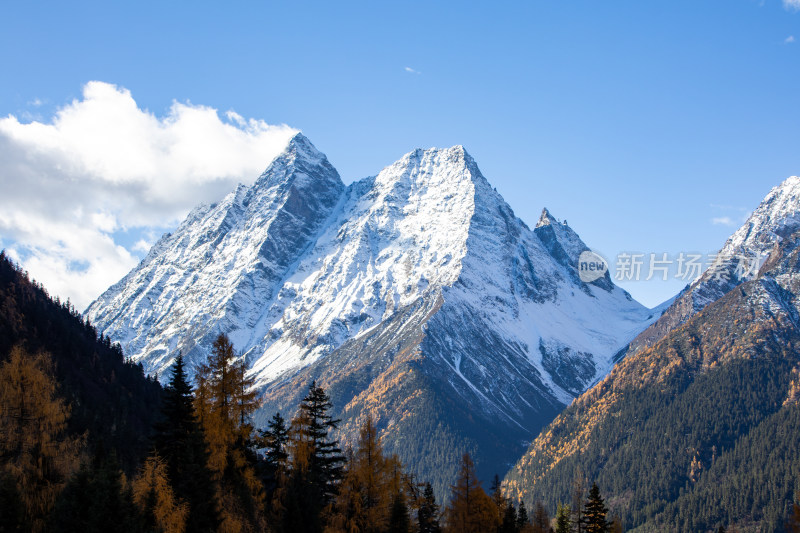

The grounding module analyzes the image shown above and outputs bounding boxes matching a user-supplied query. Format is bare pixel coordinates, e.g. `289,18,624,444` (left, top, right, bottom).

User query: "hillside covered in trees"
1,251,578,532
504,231,800,532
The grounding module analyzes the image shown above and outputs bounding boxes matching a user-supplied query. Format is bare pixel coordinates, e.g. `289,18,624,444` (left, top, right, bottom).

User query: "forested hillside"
0,251,163,469
504,231,800,532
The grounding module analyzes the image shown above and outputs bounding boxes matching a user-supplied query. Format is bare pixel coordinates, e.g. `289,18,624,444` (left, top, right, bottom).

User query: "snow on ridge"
722,175,800,258
87,136,659,407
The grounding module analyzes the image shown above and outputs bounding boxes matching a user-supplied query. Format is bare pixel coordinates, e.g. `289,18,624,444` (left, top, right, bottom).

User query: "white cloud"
784,0,800,10
404,66,421,74
132,239,153,253
0,81,298,309
712,216,736,226
786,35,796,44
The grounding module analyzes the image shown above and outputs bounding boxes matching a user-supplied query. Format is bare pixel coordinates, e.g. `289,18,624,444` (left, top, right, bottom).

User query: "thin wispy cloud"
709,203,750,228
712,217,737,227
0,81,298,309
784,0,800,10
404,66,421,75
786,35,796,44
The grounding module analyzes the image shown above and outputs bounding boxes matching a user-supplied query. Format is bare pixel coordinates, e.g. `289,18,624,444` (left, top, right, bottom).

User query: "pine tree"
262,412,289,472
554,504,571,533
0,347,82,532
499,501,517,533
388,489,411,533
418,482,442,533
283,381,344,533
260,411,289,526
581,483,610,533
152,354,218,532
517,501,530,531
445,453,499,533
298,380,345,498
50,454,142,533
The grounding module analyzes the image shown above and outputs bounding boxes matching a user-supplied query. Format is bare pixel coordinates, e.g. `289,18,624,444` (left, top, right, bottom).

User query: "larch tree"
132,453,189,533
194,333,264,533
327,415,391,532
445,453,498,533
0,346,82,532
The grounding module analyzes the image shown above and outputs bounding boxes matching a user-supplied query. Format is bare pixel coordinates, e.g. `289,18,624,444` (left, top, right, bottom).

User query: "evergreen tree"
388,489,412,533
152,355,218,532
50,454,142,533
499,502,517,533
418,482,442,533
260,411,289,525
555,504,571,533
517,501,530,531
298,380,345,498
262,412,289,472
283,381,344,533
581,483,610,533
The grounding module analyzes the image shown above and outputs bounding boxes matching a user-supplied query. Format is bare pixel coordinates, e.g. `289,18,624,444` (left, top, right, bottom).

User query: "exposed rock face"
87,134,658,494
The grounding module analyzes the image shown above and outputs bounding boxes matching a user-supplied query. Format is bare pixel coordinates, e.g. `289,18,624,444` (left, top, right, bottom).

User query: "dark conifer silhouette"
152,354,218,532
581,483,610,533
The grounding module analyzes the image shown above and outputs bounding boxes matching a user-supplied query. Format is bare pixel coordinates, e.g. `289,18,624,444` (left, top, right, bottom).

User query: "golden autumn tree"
194,333,264,533
0,346,82,532
132,453,189,533
326,415,399,533
445,453,499,533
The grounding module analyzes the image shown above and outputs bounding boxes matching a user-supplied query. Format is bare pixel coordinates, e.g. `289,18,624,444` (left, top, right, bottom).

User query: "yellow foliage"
0,346,83,532
132,454,188,533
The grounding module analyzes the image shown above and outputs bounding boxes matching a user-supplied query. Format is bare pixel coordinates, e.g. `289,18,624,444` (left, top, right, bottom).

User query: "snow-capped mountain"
87,134,661,492
505,176,800,532
629,175,800,353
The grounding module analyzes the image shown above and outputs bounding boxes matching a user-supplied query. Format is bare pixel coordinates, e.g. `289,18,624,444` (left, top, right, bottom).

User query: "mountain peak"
720,174,800,258
284,132,325,163
536,207,557,228
254,132,341,191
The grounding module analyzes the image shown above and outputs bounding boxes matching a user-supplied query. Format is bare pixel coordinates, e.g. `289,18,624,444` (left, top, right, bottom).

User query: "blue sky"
1,0,798,308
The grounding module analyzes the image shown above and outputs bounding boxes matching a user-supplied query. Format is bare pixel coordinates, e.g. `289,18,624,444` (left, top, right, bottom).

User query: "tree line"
0,330,661,533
